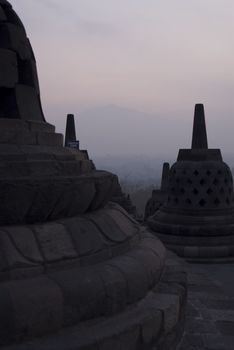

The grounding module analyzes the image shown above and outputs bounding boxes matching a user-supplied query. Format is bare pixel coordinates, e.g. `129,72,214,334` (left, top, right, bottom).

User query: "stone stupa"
0,1,186,349
145,162,170,220
148,104,234,262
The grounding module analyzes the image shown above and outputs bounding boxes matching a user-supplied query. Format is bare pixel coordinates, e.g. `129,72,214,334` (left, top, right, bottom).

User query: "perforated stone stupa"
0,2,187,349
148,104,234,262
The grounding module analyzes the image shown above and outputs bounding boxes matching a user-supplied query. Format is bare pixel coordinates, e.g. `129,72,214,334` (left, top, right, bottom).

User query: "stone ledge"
0,235,166,346
0,251,186,350
0,171,118,225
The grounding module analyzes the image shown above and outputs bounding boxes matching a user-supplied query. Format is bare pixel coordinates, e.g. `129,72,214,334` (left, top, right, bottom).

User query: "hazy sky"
11,0,234,158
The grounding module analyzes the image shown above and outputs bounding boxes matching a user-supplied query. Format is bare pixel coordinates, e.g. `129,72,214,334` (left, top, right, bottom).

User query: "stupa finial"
65,114,79,148
161,162,170,191
191,104,208,149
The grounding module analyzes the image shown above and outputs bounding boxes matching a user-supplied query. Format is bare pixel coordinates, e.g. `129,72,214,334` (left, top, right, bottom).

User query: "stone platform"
178,263,234,350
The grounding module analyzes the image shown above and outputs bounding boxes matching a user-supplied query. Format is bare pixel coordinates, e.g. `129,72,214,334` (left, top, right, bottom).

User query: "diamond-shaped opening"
168,196,171,202
193,188,199,195
173,170,177,174
171,187,175,193
207,188,213,195
180,188,185,194
176,178,180,184
174,197,179,204
214,198,220,206
217,170,222,175
224,178,228,184
226,198,230,205
186,198,192,205
199,199,206,207
200,178,205,185
182,170,187,175
206,170,211,176
194,170,199,176
187,178,193,184
229,188,232,194
213,178,219,186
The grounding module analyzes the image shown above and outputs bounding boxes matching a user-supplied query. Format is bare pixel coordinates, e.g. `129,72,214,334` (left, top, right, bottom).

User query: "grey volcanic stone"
33,223,78,263
0,6,7,20
0,49,17,87
6,277,63,338
0,23,31,59
4,226,43,263
15,85,44,121
60,217,108,258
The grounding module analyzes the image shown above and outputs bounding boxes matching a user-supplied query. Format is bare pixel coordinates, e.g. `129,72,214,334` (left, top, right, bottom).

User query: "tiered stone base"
0,204,187,349
1,251,186,350
148,210,234,263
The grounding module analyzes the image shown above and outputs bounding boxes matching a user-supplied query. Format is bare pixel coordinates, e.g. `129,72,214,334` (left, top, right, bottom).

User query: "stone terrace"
178,263,234,350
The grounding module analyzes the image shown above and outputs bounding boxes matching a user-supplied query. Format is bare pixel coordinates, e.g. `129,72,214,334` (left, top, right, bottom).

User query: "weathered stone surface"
18,58,40,93
94,264,127,314
0,23,31,59
126,248,162,288
0,5,7,21
0,174,120,225
90,211,128,243
60,217,108,258
36,131,63,146
0,286,14,344
50,268,107,325
106,206,138,238
0,250,185,350
15,85,44,121
107,256,149,303
4,226,43,263
0,118,28,130
34,223,77,262
0,129,37,145
151,292,180,333
0,49,17,87
90,175,115,210
6,277,63,339
0,231,38,270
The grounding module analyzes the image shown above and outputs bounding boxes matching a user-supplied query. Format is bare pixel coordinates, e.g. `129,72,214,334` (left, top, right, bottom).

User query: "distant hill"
75,105,191,159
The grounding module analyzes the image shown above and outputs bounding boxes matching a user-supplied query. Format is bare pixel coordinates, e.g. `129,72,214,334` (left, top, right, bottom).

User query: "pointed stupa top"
161,162,170,191
65,114,76,146
177,104,222,161
191,104,208,149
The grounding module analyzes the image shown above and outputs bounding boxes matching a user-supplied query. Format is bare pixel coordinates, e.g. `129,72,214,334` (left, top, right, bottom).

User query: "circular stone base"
148,209,234,262
1,251,187,350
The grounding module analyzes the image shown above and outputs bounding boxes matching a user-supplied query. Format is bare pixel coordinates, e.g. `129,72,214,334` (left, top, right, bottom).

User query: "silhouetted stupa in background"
145,162,170,220
0,2,186,349
148,104,234,262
